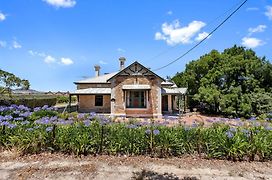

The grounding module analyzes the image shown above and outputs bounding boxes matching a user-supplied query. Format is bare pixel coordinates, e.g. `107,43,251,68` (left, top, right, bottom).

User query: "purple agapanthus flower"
145,129,151,134
138,121,149,126
35,116,55,125
0,106,6,112
206,119,214,123
42,105,49,110
7,123,17,129
153,129,160,135
265,126,272,131
46,126,53,132
14,117,24,121
249,116,257,121
77,113,85,119
83,120,91,127
241,129,250,137
19,112,32,118
226,131,234,139
21,120,30,125
26,128,34,131
234,117,241,121
89,112,96,119
34,107,41,112
65,120,74,125
18,105,30,111
126,124,137,129
191,122,198,128
13,110,20,114
4,115,13,121
99,116,110,125
1,121,10,126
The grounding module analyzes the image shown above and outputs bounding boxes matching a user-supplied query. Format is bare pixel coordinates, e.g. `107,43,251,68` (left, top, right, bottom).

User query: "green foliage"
0,95,57,108
2,120,272,160
0,69,30,95
56,95,77,104
1,104,272,160
172,45,272,117
30,110,58,121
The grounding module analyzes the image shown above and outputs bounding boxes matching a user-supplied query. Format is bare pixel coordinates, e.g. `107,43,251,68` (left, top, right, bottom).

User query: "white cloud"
0,12,6,21
155,19,206,45
29,50,74,65
12,40,22,49
43,0,76,8
248,25,266,35
99,60,107,65
265,6,272,20
246,7,259,11
28,50,46,57
241,37,264,48
60,57,73,65
117,48,125,53
195,32,210,41
167,11,173,15
28,50,35,56
44,55,56,64
0,41,7,48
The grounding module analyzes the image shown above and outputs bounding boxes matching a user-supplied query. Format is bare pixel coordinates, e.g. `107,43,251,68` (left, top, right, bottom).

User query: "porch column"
173,95,178,110
68,94,71,112
110,88,115,117
167,95,172,113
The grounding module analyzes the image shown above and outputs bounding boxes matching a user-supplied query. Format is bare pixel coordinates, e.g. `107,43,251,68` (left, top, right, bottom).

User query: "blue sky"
0,0,272,91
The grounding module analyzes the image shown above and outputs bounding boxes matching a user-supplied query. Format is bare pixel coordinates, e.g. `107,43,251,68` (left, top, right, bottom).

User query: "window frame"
95,95,103,107
126,90,147,109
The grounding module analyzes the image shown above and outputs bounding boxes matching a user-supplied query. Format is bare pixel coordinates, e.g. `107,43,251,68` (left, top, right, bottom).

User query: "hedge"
0,95,57,108
56,95,77,104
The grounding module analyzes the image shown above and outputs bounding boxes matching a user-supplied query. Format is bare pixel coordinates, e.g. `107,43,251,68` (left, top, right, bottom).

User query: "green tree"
172,45,272,117
0,69,30,95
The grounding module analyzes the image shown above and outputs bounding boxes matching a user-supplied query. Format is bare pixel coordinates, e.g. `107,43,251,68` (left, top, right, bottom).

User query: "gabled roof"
74,72,117,84
161,87,187,95
107,61,165,82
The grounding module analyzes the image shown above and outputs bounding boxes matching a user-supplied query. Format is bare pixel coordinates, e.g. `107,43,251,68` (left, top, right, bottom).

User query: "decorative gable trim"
107,61,165,82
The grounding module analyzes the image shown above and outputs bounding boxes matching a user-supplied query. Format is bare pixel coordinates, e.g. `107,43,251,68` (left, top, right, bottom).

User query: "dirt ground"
115,114,246,128
1,151,272,180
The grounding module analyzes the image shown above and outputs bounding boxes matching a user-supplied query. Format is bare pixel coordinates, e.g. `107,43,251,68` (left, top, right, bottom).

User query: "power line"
146,0,245,64
152,0,248,72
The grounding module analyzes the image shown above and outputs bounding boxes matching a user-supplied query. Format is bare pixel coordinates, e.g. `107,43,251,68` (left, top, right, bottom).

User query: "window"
95,95,103,106
126,90,146,108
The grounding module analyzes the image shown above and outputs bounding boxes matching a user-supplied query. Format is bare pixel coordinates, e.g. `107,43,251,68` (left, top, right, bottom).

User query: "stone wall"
78,94,110,113
110,75,162,117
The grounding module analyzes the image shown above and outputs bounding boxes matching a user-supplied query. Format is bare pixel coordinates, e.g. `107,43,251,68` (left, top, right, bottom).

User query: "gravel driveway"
1,151,272,180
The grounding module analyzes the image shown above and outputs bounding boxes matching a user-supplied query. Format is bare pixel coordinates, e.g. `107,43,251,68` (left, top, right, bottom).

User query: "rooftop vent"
94,65,101,77
119,57,126,71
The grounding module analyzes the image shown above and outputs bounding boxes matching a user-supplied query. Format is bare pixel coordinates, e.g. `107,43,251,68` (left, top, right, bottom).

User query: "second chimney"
119,57,126,71
94,65,101,77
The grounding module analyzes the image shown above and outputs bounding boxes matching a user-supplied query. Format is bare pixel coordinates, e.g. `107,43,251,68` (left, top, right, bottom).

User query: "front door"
162,95,168,112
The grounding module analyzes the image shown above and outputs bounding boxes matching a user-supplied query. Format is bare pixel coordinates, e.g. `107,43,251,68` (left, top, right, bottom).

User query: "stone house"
70,58,187,118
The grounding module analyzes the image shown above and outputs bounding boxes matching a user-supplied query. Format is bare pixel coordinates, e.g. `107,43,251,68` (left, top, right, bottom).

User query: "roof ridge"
74,71,118,84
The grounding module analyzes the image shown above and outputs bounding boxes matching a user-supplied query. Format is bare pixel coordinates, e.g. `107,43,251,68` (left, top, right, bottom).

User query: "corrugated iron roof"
70,88,111,95
74,72,117,84
161,88,187,95
71,87,187,95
